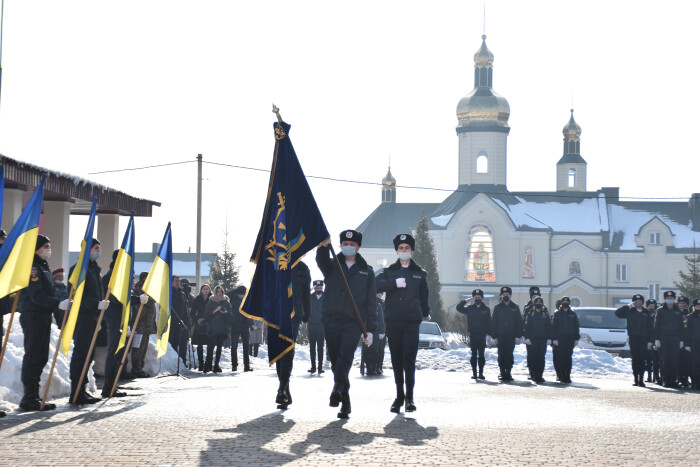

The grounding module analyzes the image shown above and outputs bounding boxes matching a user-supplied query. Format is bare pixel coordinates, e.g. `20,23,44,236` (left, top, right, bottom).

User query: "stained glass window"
465,224,495,282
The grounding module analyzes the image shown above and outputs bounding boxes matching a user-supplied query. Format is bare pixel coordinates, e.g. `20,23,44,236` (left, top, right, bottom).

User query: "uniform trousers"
386,321,419,399
469,334,486,370
308,324,325,365
529,338,548,379
659,336,681,384
70,313,98,391
497,336,516,370
104,311,126,380
554,337,575,380
20,312,52,387
629,335,648,377
324,320,361,390
276,322,300,381
230,326,250,369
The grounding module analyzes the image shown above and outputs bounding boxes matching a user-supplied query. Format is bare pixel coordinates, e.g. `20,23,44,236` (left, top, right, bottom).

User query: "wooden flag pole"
41,287,75,410
0,291,21,374
110,302,144,397
328,244,367,338
71,287,111,404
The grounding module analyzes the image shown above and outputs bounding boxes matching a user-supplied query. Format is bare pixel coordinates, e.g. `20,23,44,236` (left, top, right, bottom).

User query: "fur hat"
339,230,362,246
392,233,415,251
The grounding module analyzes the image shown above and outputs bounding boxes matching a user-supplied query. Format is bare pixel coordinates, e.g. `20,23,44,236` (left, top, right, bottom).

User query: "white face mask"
398,252,412,261
38,248,52,261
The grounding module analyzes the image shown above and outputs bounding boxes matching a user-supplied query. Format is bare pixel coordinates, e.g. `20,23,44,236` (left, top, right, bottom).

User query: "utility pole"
196,154,202,288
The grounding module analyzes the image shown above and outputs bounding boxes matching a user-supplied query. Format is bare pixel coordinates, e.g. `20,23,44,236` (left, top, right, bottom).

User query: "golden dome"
563,109,581,139
382,167,396,187
474,35,494,67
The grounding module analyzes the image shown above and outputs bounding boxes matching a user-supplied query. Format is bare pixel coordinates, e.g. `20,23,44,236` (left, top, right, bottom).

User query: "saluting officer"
307,280,326,375
456,289,491,380
684,299,700,389
615,294,654,387
18,235,72,411
491,286,522,382
376,234,430,414
316,230,377,419
550,297,580,384
654,291,685,388
524,296,550,383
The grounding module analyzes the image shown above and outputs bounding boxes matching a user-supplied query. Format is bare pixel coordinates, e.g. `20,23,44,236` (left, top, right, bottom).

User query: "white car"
574,307,630,357
418,321,446,350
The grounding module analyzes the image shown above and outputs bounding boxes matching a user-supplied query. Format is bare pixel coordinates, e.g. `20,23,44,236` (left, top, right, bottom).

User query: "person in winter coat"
228,285,254,372
615,294,654,387
205,285,232,373
523,296,550,383
376,234,430,414
522,286,548,380
684,299,700,389
131,272,157,378
550,297,580,384
52,268,68,329
191,284,212,371
654,291,685,388
169,276,190,367
18,235,72,411
362,293,386,377
457,289,491,380
316,229,377,419
645,299,660,384
491,286,522,382
677,296,692,388
307,280,326,374
249,318,263,357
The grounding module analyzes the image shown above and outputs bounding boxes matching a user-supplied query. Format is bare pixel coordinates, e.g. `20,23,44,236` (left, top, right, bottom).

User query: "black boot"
72,382,101,405
498,368,504,381
471,365,478,380
318,361,324,375
329,383,343,407
405,396,416,413
632,373,639,386
276,378,289,406
478,365,485,380
390,397,404,413
646,371,652,383
505,369,514,382
308,360,316,374
19,384,55,411
338,391,351,419
638,374,646,388
101,377,127,398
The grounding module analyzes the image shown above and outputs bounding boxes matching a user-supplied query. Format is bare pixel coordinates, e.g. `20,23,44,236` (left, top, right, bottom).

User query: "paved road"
1,362,699,466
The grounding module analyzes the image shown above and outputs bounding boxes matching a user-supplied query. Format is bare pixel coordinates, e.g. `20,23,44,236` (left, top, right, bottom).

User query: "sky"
1,1,699,282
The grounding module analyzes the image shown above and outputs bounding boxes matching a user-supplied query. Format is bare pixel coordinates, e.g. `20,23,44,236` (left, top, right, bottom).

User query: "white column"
42,201,72,273
96,213,119,273
2,188,25,230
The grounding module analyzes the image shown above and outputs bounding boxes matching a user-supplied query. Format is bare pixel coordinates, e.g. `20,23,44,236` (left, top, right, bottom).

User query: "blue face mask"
666,299,675,306
341,246,356,257
90,252,100,261
398,252,412,261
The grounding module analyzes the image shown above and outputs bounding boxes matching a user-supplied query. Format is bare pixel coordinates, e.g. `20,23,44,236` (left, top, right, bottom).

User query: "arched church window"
465,224,495,282
568,168,577,188
569,261,582,276
476,152,488,174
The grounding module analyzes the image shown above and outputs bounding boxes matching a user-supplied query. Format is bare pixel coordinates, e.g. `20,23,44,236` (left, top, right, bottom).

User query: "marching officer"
316,230,377,419
654,291,685,388
456,289,491,380
550,297,580,384
684,299,700,389
376,233,430,414
615,294,654,387
307,280,326,374
523,296,550,383
491,286,522,382
18,235,72,411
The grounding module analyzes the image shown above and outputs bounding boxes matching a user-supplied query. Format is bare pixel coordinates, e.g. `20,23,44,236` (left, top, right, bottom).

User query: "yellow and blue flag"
62,197,97,355
107,212,135,353
0,174,46,299
241,120,329,365
143,223,172,359
0,165,4,224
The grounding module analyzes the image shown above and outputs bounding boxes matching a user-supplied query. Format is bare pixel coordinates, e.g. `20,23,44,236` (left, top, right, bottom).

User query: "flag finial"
272,103,283,124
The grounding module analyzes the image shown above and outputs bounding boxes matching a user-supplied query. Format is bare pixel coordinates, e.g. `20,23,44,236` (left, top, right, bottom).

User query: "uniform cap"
663,291,676,299
632,294,644,302
693,299,700,306
529,286,541,297
52,268,65,276
533,297,544,305
561,296,571,303
392,233,415,250
646,299,657,306
339,230,362,246
313,280,324,287
472,289,484,297
500,286,512,295
678,296,689,304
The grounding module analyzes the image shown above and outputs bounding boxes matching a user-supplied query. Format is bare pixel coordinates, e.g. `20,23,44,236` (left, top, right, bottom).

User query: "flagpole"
0,291,20,373
71,287,111,404
110,302,144,397
41,287,75,410
328,244,367,338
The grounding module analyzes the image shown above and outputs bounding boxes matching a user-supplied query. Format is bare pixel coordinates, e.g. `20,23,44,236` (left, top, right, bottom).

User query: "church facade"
356,35,700,313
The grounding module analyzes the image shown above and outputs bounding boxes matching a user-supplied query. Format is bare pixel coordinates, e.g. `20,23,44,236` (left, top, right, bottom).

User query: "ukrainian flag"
143,223,172,359
241,119,329,365
62,197,97,355
108,212,135,352
0,174,46,299
0,165,5,223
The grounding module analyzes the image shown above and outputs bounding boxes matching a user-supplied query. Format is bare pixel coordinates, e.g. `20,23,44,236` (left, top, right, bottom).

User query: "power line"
88,160,194,175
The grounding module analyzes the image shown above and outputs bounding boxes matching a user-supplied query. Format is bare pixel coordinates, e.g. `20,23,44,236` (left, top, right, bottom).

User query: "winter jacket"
615,305,653,340
171,288,189,329
551,308,580,340
522,301,549,334
133,280,157,335
456,301,491,337
491,301,522,338
101,269,124,322
206,295,233,336
524,309,551,340
20,255,60,314
308,292,324,326
68,260,104,316
654,305,684,339
292,261,311,325
315,246,377,333
226,293,254,330
684,311,700,343
376,259,430,323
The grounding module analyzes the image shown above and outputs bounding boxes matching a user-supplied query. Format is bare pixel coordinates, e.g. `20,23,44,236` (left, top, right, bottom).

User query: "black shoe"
0,411,5,417
390,398,404,413
308,366,316,374
405,398,416,412
213,364,222,373
338,392,351,418
83,392,102,404
478,373,485,380
471,367,478,380
244,367,253,372
276,388,289,405
638,380,646,388
19,398,55,411
337,406,350,419
329,384,343,407
102,389,127,398
119,372,135,381
318,367,324,375
134,371,151,378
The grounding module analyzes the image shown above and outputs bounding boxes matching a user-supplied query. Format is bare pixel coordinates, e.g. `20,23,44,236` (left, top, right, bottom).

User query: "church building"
356,35,700,312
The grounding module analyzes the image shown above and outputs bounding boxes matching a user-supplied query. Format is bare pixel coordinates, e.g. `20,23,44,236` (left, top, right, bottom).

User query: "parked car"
574,307,630,357
418,321,446,350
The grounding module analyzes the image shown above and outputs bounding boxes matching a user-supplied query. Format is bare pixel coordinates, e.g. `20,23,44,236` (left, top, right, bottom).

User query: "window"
476,151,488,174
465,224,495,282
616,263,628,282
568,168,577,188
649,283,660,301
523,247,534,278
649,232,661,245
568,261,582,276
570,297,582,307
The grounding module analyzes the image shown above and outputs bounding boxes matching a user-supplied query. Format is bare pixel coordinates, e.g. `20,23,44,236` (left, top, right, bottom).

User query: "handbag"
195,320,211,335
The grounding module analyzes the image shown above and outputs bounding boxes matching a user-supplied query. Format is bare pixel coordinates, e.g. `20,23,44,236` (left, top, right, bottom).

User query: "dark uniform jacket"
654,305,684,339
456,301,491,337
685,311,700,343
491,301,522,339
315,246,377,333
101,270,124,321
309,292,324,325
376,259,430,323
68,260,104,316
20,256,60,314
171,288,189,328
615,305,653,340
524,309,551,340
227,293,253,330
292,261,311,325
551,308,580,340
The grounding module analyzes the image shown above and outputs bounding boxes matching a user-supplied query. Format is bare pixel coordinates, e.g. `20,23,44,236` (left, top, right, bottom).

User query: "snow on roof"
607,204,700,250
431,213,454,227
491,195,606,232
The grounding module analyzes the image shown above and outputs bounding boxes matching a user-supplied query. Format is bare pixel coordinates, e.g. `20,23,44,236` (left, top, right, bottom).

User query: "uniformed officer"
69,238,109,404
645,299,659,384
524,296,551,383
316,230,377,419
18,235,72,411
491,286,522,382
654,291,685,388
307,279,326,374
522,286,547,380
376,233,430,413
677,296,691,387
550,297,580,384
0,230,8,417
684,299,700,389
615,294,653,387
100,250,130,398
456,289,491,380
